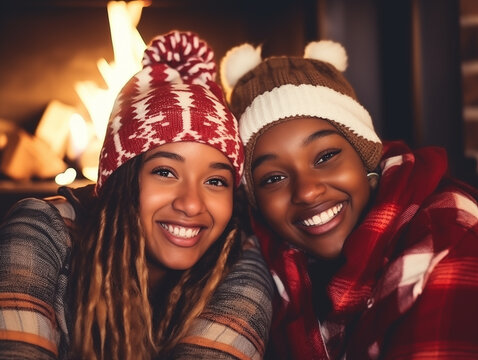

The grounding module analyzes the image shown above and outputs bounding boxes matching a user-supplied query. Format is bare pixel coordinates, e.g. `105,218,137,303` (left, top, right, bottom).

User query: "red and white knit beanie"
220,40,382,200
96,30,244,193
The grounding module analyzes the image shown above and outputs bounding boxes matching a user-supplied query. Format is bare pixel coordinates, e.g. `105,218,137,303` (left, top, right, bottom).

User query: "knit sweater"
256,141,478,359
0,193,273,359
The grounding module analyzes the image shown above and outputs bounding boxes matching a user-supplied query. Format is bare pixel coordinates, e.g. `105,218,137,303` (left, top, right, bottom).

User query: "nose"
291,172,326,205
172,183,206,217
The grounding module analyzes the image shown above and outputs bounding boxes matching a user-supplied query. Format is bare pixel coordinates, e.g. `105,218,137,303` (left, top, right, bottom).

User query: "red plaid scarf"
254,141,478,359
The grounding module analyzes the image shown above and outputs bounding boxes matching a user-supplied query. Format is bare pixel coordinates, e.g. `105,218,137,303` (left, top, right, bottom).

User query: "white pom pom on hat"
220,43,262,101
304,40,348,72
220,40,348,102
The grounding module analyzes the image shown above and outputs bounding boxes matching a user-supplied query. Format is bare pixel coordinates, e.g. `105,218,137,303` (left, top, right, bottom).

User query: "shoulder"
173,232,274,359
4,196,69,224
232,233,275,292
415,180,478,234
1,197,73,260
215,232,274,301
378,181,478,312
0,197,71,359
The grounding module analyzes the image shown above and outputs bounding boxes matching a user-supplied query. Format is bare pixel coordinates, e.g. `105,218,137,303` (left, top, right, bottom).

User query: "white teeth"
302,203,343,227
161,223,200,238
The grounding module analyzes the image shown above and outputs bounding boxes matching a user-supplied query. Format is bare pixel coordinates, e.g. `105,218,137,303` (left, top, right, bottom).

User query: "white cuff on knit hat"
239,83,380,147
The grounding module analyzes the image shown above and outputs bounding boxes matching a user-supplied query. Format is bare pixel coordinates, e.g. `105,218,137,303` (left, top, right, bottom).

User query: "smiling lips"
301,202,344,227
159,222,203,249
160,223,201,238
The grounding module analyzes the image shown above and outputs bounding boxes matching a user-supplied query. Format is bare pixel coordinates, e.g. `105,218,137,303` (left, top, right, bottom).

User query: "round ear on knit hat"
304,40,348,72
142,30,216,86
220,43,262,102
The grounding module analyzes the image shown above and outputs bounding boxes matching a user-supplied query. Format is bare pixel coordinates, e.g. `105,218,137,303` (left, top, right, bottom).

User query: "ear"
367,172,380,190
304,40,348,72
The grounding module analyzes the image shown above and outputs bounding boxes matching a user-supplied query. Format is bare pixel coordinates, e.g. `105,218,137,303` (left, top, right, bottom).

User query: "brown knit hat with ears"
220,40,382,204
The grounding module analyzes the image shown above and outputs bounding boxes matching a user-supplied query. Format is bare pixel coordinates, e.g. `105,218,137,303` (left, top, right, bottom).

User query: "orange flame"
72,0,149,182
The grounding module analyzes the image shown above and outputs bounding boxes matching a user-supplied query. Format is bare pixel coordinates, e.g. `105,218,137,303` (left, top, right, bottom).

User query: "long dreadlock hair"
68,154,242,359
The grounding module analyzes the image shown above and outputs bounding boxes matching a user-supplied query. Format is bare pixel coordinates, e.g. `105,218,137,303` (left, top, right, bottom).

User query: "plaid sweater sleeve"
0,198,71,360
170,235,274,360
383,231,478,359
377,189,478,359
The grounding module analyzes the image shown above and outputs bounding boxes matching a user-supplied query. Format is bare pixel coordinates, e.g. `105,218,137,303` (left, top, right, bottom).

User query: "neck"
147,259,168,289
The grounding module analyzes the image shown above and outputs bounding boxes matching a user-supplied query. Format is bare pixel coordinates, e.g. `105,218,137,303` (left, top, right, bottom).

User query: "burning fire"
66,0,149,183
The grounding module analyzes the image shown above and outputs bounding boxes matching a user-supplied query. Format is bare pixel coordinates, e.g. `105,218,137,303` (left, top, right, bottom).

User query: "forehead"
254,117,340,152
144,141,231,164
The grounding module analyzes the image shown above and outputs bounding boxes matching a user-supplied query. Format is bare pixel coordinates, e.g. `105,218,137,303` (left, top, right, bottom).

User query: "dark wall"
321,0,476,186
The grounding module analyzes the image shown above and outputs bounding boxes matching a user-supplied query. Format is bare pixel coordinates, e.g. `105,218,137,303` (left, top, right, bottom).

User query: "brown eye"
152,167,176,178
314,149,341,166
205,177,229,187
260,174,286,186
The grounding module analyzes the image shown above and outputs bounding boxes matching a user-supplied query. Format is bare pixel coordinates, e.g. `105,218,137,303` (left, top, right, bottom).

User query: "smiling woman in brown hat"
221,39,478,359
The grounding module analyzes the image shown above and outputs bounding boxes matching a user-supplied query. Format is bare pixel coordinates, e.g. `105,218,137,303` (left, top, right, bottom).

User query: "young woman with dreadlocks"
0,30,273,360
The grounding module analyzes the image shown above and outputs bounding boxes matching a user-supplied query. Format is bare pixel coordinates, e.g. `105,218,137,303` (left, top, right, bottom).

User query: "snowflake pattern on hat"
96,31,244,192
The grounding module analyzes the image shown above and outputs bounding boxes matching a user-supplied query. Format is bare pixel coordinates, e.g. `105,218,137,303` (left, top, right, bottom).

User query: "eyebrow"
302,129,341,146
210,162,235,177
251,154,277,173
144,150,234,176
251,129,341,172
144,151,184,162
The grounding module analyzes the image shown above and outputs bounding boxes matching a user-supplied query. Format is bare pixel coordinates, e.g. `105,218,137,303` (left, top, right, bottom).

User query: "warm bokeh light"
82,166,99,182
55,167,77,185
68,113,89,159
0,133,7,150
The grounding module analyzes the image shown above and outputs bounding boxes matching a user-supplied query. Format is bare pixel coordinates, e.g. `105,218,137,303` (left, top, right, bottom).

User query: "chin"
150,253,199,272
162,261,196,271
311,249,342,260
301,240,345,260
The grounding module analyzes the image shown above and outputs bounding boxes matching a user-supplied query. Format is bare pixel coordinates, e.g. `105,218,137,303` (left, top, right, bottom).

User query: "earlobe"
367,172,380,190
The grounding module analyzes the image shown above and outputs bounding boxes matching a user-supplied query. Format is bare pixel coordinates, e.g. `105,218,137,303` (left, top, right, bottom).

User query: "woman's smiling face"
251,117,372,259
139,141,234,273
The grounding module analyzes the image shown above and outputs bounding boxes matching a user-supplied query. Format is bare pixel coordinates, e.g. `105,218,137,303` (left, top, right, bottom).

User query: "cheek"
351,170,370,193
138,180,171,228
336,167,371,209
209,193,234,229
139,185,161,213
138,194,155,238
256,190,289,226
